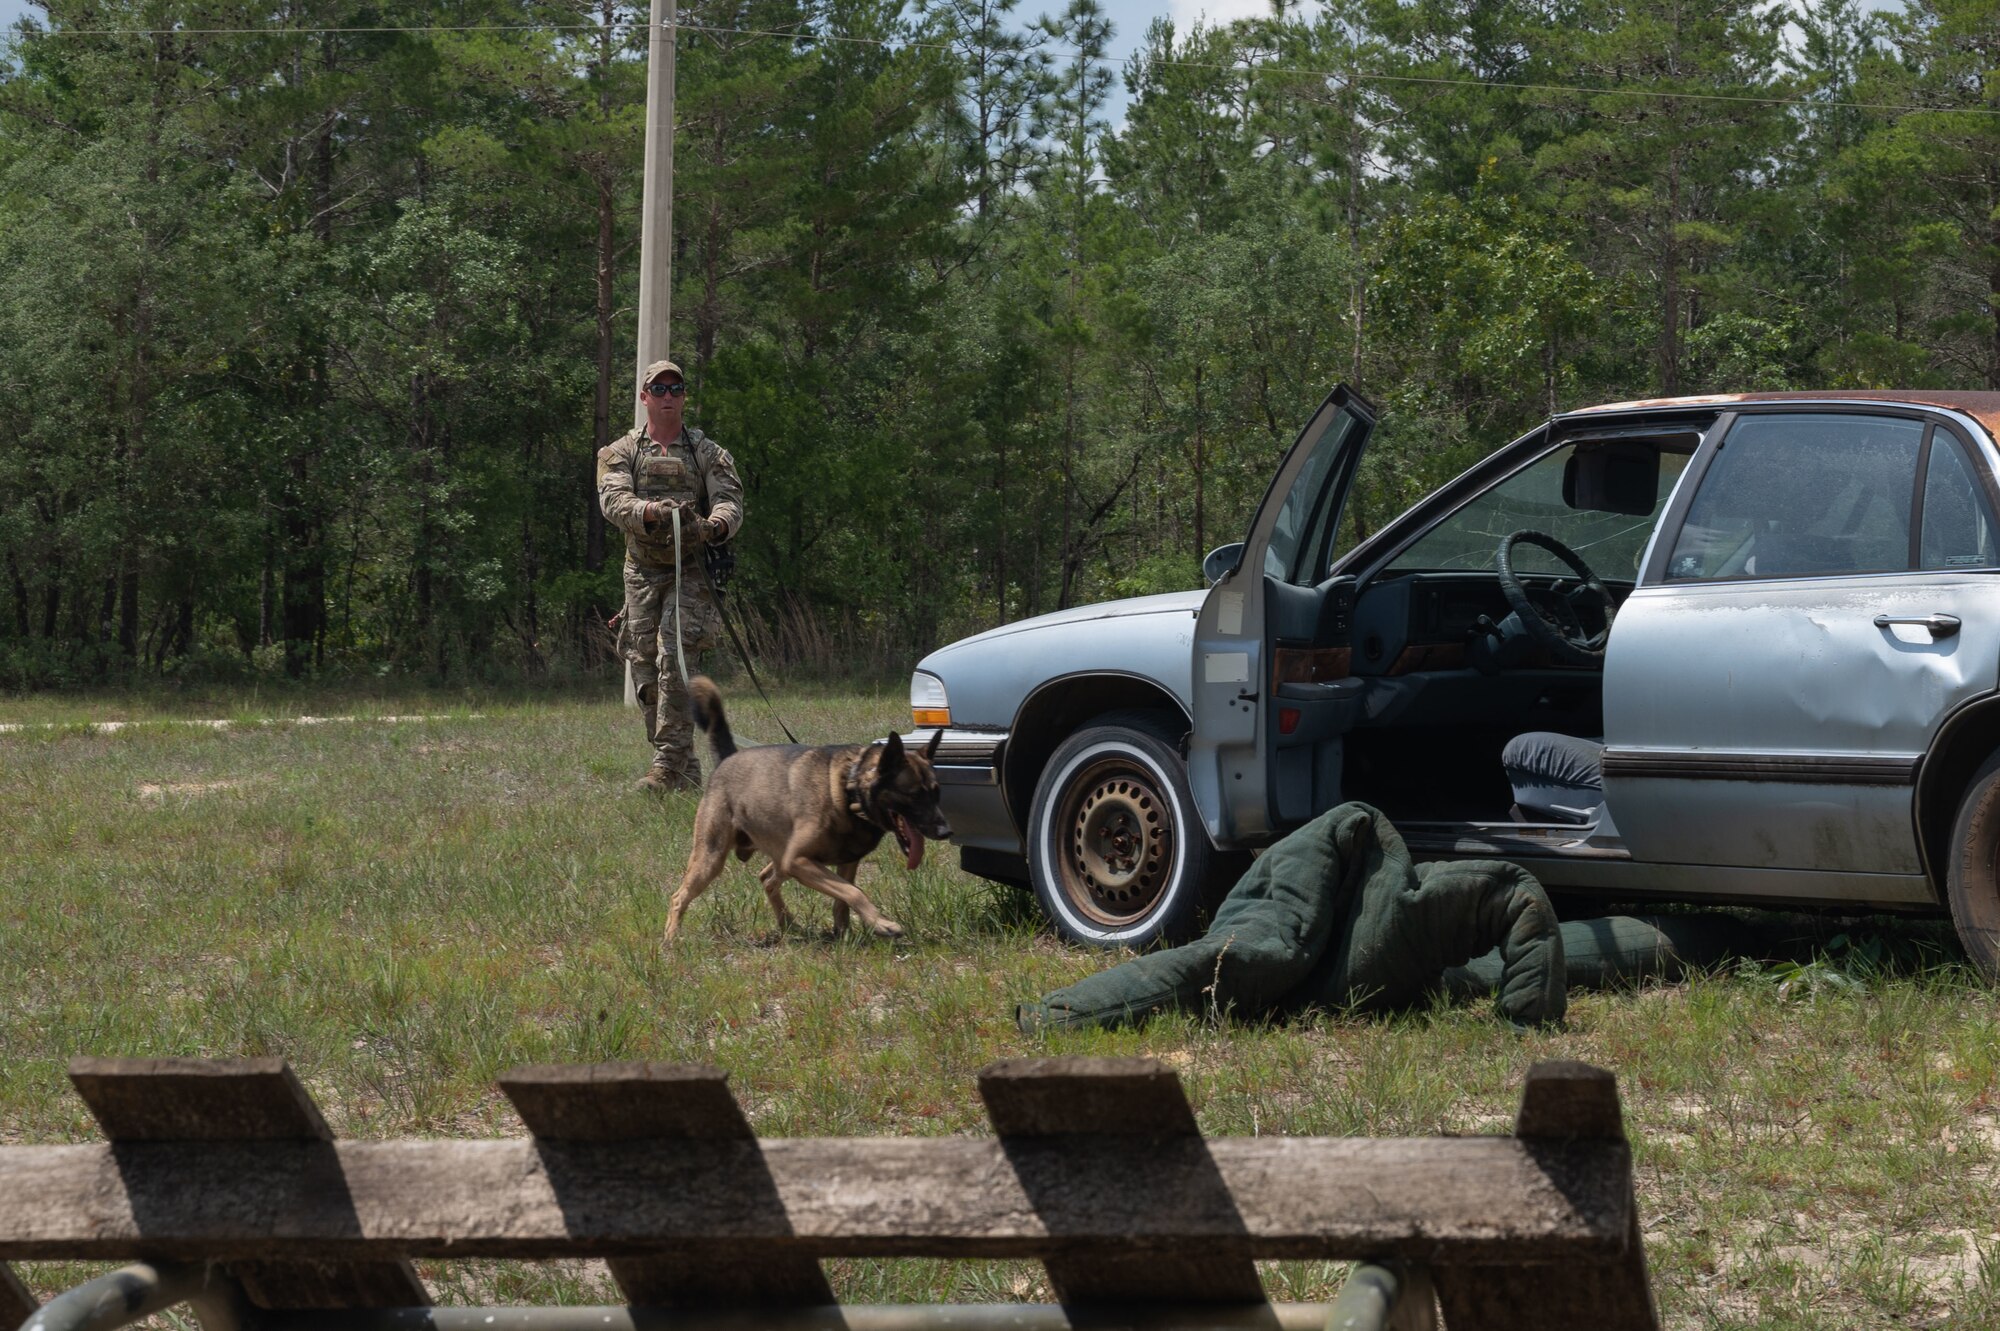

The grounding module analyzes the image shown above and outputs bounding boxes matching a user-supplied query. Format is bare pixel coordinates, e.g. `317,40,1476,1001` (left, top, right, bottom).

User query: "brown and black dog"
665,676,952,943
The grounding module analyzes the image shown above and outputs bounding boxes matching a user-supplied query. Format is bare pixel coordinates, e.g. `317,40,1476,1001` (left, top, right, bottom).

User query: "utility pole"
633,0,676,429
626,0,675,706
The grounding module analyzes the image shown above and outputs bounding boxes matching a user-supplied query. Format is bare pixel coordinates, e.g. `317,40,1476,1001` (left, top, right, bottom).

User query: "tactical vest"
628,428,712,566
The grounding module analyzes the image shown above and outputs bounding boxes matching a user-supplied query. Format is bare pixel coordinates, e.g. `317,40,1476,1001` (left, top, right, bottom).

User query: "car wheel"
1026,713,1228,948
1947,750,2000,984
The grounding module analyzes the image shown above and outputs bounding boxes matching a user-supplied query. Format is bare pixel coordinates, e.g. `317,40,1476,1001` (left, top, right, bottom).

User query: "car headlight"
910,671,951,728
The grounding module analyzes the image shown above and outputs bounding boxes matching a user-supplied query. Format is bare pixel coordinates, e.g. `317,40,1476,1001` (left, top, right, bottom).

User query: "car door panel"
1266,574,1362,824
1189,387,1373,843
1605,575,2000,872
1604,408,2000,877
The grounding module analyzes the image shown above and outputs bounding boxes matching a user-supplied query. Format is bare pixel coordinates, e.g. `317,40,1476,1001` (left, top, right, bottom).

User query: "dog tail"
687,675,737,763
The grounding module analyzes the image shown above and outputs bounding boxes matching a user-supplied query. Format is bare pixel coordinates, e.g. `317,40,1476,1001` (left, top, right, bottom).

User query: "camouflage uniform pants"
622,559,722,778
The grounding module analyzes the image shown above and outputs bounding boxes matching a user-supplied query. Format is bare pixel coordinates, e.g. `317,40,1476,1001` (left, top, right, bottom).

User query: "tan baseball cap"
642,359,684,385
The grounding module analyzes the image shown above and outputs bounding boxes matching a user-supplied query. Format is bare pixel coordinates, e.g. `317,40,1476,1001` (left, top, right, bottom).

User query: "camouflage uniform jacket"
597,425,745,569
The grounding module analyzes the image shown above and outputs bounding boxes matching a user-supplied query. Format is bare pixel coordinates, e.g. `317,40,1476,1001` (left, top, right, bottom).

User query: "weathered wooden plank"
499,1064,752,1143
979,1057,1262,1303
500,1063,834,1308
2,1262,34,1327
67,1057,429,1310
1388,1267,1438,1331
1432,1247,1654,1331
978,1058,1201,1138
1512,1061,1626,1142
1432,1062,1656,1331
0,1136,1633,1263
69,1057,336,1141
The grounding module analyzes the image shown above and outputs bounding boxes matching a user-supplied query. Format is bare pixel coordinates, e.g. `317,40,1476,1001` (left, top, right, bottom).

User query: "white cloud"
1166,0,1278,29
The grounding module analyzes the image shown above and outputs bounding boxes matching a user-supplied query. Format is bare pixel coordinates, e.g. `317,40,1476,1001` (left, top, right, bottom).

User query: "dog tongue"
897,815,925,871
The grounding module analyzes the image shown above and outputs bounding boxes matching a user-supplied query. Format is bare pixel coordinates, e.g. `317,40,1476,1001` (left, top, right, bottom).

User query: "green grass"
3,684,1998,1329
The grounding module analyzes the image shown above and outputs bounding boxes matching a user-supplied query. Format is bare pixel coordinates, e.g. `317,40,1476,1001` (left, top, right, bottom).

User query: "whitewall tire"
1026,712,1230,948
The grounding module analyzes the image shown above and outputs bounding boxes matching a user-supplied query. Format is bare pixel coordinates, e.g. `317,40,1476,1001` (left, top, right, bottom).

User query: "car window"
1664,413,1924,581
1384,443,1690,578
1263,411,1362,585
1920,436,2000,571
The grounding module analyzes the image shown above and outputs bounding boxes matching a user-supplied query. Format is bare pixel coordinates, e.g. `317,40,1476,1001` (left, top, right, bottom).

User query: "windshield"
1385,442,1692,579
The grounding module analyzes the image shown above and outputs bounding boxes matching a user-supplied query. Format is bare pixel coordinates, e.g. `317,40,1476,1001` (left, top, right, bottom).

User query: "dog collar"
844,754,878,827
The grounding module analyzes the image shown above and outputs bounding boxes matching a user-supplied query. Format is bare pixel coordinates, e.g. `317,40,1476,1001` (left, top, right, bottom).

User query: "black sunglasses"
645,381,688,397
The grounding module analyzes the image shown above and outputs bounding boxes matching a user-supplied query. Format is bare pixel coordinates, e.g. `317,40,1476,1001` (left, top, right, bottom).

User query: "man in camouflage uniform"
598,359,745,791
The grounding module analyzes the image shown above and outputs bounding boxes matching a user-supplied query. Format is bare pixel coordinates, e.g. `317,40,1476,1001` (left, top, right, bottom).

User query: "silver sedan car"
907,388,2000,977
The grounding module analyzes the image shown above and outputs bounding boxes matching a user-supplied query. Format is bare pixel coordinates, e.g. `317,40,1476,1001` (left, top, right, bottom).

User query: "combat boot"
636,700,666,791
638,749,702,794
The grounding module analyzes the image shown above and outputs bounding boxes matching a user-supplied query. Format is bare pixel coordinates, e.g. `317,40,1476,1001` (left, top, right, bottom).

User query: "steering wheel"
1495,530,1616,667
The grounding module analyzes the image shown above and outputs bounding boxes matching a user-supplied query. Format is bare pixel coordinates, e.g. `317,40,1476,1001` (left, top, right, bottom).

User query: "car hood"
925,589,1206,657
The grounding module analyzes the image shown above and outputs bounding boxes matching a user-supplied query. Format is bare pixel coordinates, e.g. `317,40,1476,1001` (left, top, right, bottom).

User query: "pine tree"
1531,0,1790,393
1846,0,2000,387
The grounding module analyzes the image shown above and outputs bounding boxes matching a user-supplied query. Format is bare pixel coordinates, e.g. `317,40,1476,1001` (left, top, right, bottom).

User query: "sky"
1113,0,1278,46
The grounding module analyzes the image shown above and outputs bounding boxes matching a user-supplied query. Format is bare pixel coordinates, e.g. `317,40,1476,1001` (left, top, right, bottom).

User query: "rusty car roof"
1564,390,2000,439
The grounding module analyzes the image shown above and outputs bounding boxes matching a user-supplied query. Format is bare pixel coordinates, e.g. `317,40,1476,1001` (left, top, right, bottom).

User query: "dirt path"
0,713,483,735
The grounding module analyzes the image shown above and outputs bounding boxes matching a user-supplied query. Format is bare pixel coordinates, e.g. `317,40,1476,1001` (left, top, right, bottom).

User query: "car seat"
1501,732,1604,823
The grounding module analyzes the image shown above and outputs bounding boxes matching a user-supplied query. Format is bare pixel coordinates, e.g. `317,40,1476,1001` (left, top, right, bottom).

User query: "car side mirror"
1564,442,1660,516
1202,542,1245,586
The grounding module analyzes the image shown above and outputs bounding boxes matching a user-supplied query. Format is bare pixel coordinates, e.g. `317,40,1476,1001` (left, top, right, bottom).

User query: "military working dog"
666,676,952,942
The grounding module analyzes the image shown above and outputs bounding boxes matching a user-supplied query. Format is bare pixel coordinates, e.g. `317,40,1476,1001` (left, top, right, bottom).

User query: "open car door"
1188,385,1375,844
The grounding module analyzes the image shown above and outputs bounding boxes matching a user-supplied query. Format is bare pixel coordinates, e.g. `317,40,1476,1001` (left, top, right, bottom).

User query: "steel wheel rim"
1055,755,1176,927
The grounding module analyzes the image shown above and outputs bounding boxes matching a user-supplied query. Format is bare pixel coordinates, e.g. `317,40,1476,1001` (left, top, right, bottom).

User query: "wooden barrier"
0,1056,1657,1331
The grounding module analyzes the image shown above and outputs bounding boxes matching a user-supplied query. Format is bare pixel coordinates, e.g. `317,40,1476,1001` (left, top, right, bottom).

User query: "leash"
697,543,802,745
669,508,692,693
619,499,797,745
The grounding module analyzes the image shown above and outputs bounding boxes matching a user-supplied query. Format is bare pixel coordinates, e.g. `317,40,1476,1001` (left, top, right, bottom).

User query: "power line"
5,14,1998,120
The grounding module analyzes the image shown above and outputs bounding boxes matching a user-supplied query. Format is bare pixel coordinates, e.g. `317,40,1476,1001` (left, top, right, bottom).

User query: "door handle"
1874,613,1961,637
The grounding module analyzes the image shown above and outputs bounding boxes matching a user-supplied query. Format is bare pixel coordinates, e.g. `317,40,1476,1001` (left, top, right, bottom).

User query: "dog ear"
924,728,944,762
879,731,907,771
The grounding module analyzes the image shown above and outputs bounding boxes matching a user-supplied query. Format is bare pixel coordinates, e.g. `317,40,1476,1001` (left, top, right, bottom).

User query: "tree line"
1,0,1996,687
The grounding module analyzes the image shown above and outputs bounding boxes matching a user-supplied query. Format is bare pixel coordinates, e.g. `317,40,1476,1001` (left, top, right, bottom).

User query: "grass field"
3,683,1998,1329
